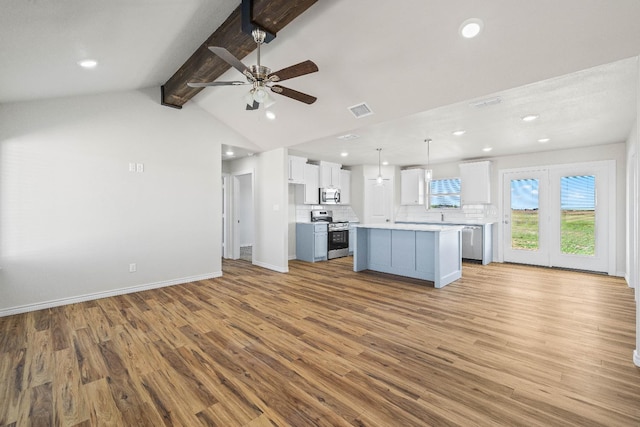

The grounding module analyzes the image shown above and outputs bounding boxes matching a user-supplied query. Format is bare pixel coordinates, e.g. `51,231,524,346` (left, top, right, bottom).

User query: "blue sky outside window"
430,178,460,208
561,175,595,210
510,179,539,210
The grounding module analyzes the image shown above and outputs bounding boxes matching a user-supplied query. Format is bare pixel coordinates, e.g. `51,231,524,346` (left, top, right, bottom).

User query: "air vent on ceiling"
348,102,374,118
469,96,502,109
337,134,360,141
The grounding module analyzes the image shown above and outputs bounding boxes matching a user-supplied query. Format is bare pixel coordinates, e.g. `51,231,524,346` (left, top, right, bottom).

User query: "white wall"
626,121,638,288
288,184,297,260
0,88,244,315
631,60,640,367
255,148,289,272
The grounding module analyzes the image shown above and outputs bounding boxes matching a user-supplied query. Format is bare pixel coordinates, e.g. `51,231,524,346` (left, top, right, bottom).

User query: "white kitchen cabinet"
340,169,351,204
460,161,491,205
296,163,319,204
400,168,425,205
319,161,341,188
288,155,307,184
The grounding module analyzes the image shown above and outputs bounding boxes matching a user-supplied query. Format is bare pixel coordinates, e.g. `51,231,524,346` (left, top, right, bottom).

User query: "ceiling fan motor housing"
249,65,271,81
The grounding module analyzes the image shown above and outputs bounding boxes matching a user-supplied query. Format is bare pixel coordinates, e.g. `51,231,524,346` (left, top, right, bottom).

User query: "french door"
502,161,612,273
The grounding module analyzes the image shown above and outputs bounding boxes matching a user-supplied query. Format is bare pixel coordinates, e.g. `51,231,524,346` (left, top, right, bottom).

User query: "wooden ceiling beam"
161,0,317,109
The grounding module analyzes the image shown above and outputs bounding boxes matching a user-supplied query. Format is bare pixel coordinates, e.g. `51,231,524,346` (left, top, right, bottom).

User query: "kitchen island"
353,223,463,288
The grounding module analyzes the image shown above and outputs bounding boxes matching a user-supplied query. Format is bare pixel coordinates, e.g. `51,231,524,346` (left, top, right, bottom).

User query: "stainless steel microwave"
319,187,341,204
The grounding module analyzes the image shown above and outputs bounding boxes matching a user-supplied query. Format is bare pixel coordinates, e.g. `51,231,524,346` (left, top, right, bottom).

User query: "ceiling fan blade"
268,60,318,82
208,46,254,80
246,100,259,110
187,81,248,88
270,85,317,105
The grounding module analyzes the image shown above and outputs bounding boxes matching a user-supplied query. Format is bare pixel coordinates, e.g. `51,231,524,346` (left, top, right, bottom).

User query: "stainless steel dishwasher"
461,226,483,261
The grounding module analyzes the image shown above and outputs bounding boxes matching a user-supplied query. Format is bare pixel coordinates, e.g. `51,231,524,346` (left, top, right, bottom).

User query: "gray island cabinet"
296,222,328,262
353,224,463,288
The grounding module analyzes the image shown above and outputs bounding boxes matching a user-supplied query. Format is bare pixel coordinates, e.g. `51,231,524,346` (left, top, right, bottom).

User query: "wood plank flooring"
1,258,639,426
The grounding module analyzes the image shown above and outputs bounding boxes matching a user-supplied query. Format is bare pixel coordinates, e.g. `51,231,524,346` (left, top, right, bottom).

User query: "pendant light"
424,139,433,211
376,148,383,185
425,139,433,181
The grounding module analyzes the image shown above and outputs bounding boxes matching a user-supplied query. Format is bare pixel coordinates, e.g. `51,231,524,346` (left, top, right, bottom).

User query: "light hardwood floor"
1,258,639,426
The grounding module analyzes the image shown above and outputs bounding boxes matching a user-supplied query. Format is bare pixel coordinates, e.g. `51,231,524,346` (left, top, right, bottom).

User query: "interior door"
365,178,392,224
503,170,550,266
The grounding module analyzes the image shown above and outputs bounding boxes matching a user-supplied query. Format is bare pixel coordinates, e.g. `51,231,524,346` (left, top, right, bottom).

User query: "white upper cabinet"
340,169,351,204
319,161,341,188
296,163,319,204
304,163,319,204
460,161,491,205
400,169,425,205
288,155,307,184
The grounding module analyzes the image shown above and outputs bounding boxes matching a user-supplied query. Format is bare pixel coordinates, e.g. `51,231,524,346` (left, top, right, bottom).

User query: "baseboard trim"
0,271,223,317
253,260,289,273
634,350,640,368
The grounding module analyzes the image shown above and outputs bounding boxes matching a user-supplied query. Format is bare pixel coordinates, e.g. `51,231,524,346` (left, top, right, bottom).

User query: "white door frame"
222,173,231,259
498,160,615,274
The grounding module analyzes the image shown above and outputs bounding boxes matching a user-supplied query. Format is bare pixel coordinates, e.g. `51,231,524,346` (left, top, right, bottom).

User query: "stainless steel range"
310,210,350,259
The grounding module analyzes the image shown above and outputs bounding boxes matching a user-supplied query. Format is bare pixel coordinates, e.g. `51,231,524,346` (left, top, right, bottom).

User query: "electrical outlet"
128,163,136,172
129,263,137,273
136,163,144,173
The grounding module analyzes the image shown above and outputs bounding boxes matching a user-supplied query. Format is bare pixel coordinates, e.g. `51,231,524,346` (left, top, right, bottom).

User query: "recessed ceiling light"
225,150,234,156
265,110,276,120
340,152,349,157
452,130,466,136
460,18,483,39
538,138,550,143
482,147,493,152
382,161,389,166
521,114,539,122
78,59,98,69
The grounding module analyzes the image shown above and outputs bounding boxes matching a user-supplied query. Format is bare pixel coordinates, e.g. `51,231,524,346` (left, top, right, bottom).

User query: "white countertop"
397,220,497,225
355,223,464,232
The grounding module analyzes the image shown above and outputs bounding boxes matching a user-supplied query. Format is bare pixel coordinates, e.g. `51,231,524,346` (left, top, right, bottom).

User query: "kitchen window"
429,178,461,209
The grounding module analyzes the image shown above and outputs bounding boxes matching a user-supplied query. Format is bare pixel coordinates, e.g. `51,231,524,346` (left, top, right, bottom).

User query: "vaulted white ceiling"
1,0,638,166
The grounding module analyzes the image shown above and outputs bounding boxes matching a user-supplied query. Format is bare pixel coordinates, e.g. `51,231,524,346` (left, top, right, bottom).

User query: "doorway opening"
222,170,255,265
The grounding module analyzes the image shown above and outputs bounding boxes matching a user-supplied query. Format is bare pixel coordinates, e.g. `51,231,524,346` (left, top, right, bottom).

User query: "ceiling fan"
188,28,318,110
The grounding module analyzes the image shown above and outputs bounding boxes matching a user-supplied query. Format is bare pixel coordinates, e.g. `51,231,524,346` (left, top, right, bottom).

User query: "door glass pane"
510,179,539,250
560,175,595,255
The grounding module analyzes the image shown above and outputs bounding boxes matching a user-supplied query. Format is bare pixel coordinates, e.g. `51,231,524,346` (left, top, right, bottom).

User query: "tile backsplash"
395,204,498,223
296,204,359,222
295,204,497,224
